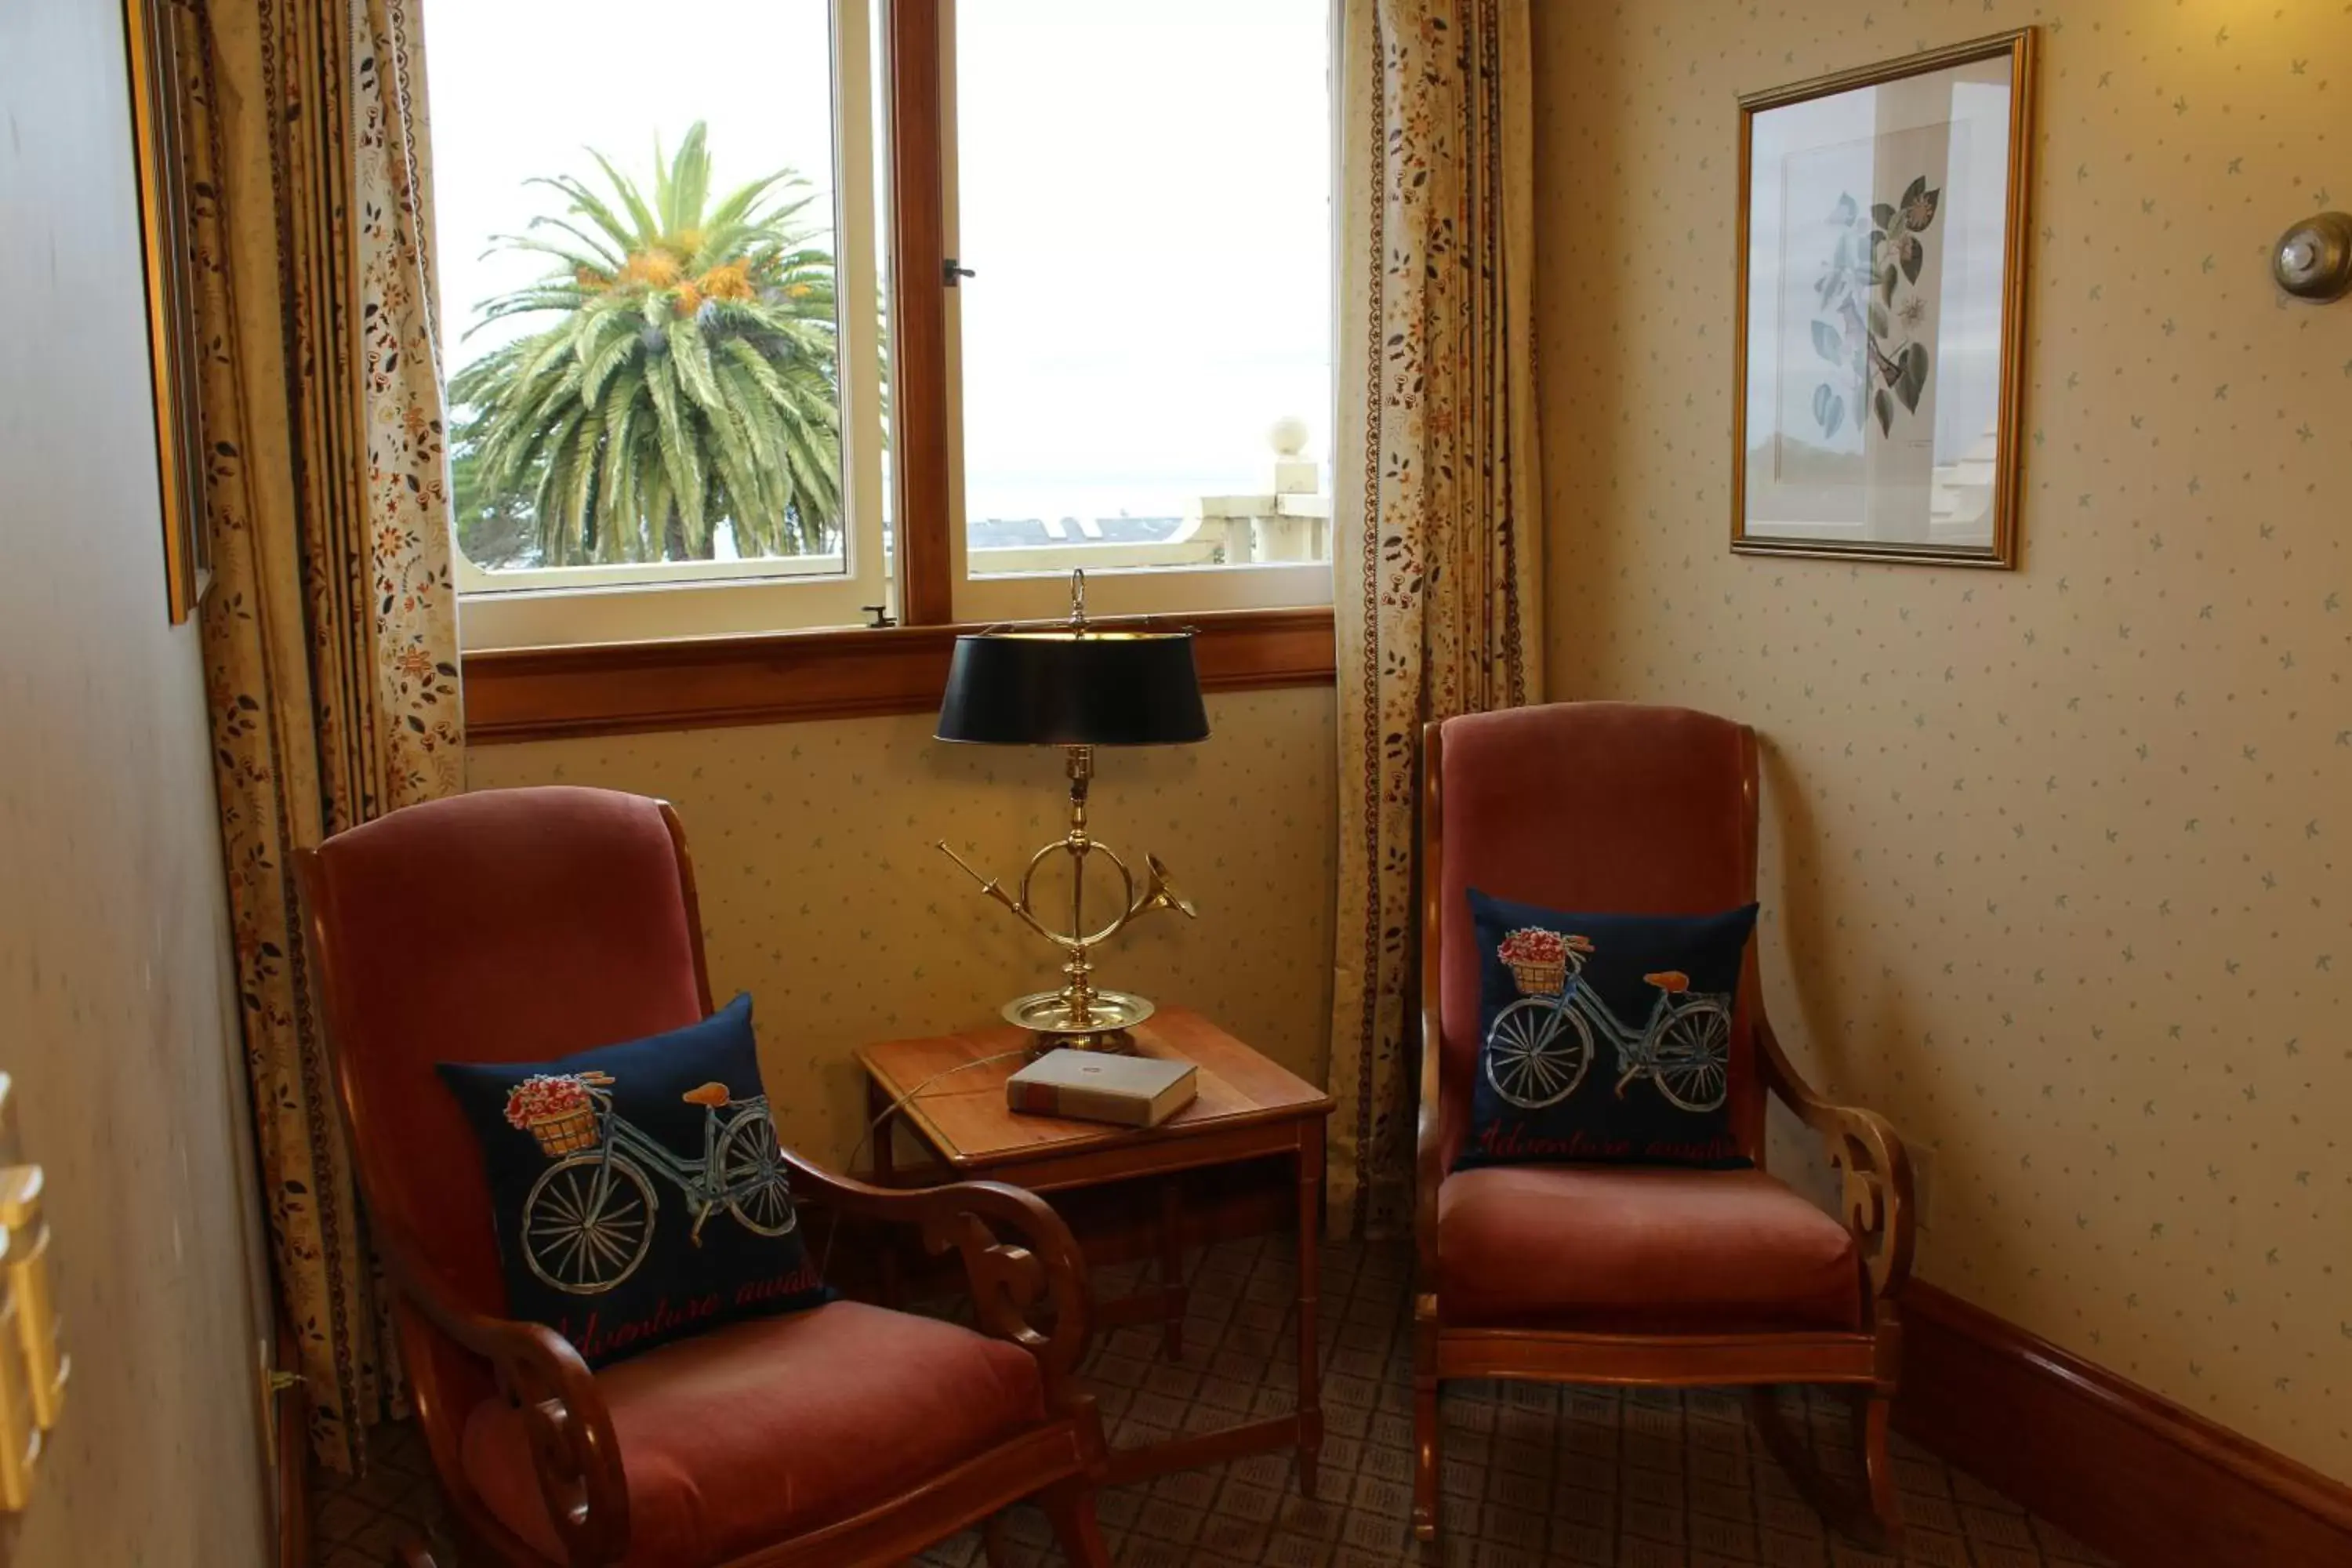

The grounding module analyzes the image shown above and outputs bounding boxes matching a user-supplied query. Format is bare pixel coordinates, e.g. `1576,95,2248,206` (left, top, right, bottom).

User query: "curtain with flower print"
179,0,463,1470
1327,0,1543,1238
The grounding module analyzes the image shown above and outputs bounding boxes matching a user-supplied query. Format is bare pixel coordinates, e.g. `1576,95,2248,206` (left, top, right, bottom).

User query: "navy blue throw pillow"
437,993,829,1367
1454,893,1759,1171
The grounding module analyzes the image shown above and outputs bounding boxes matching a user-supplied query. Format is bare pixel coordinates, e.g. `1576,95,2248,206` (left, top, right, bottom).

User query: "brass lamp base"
937,738,1200,1064
1001,988,1156,1055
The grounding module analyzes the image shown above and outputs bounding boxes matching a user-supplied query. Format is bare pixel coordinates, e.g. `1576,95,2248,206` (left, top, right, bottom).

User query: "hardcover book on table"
1007,1049,1198,1128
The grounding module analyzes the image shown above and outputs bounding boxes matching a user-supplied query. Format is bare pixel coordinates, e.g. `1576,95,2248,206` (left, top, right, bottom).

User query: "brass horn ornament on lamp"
933,572,1207,1052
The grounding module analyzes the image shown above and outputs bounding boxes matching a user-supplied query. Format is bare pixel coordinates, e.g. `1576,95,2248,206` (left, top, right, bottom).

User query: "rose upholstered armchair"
298,786,1109,1568
1414,703,1914,1547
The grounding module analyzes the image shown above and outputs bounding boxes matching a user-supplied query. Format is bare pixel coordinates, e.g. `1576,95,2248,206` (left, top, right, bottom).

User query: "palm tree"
449,123,842,565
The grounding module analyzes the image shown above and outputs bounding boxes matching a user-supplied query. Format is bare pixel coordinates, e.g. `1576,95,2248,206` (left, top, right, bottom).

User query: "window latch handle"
861,604,897,629
943,258,975,287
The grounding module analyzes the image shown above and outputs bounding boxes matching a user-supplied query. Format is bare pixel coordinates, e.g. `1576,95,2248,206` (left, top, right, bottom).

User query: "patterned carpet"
314,1238,2110,1568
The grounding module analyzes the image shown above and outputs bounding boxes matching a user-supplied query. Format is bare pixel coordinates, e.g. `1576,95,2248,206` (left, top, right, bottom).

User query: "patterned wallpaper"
0,0,274,1558
473,688,1339,1169
1534,0,2351,1479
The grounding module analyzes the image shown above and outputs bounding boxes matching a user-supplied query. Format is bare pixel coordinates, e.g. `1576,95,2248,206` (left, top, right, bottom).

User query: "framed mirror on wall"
1731,28,2037,568
122,0,211,622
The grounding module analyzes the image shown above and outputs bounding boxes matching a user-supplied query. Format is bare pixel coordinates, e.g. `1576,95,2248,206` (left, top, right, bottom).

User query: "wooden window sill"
461,604,1338,745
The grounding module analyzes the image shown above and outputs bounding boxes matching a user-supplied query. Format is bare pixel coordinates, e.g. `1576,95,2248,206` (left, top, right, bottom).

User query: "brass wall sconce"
2272,212,2352,303
934,572,1208,1051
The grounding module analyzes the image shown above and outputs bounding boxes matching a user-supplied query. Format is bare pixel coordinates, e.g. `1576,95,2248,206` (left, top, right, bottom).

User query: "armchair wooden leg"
1039,1477,1110,1568
1410,1297,1439,1544
1411,1377,1440,1544
980,1510,1010,1568
1854,1390,1905,1552
1748,1385,1905,1552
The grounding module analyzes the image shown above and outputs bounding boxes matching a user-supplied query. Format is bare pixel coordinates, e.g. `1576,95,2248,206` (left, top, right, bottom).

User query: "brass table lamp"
933,573,1207,1051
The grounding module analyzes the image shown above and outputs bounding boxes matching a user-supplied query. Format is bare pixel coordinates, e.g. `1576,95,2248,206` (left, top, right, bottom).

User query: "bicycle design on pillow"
1485,927,1732,1113
502,1071,797,1294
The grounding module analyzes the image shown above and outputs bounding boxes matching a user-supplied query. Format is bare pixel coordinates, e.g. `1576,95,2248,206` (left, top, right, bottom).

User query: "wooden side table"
857,1007,1335,1494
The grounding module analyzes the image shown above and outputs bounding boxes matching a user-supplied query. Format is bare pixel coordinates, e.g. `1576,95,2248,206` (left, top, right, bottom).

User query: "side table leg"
1159,1178,1186,1363
867,1076,902,1309
1294,1123,1325,1498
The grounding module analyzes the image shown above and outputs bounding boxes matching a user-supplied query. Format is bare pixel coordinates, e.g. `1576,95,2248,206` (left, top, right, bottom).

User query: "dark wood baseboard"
1898,1283,2352,1568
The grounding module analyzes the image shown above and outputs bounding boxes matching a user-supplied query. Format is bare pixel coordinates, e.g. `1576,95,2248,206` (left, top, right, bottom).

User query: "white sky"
419,0,1333,526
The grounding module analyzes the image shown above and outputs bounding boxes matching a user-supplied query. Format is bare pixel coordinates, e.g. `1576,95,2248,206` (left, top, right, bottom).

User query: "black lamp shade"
935,630,1210,746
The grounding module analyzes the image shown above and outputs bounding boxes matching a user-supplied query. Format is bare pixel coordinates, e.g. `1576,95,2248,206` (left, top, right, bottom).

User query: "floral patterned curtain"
179,0,463,1470
1327,0,1543,1237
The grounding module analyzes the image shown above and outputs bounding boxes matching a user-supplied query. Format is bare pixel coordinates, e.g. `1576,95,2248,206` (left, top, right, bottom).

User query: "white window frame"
934,0,1337,628
451,0,893,652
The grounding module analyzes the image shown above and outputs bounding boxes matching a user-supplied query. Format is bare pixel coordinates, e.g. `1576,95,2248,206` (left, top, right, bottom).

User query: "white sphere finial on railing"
1268,416,1309,457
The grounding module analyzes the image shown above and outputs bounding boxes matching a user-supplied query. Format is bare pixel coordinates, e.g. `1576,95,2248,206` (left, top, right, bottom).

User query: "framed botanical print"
122,0,211,622
1731,29,2036,568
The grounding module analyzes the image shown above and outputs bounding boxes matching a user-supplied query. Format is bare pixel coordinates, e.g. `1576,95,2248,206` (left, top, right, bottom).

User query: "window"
943,0,1335,623
426,0,889,648
425,0,1335,652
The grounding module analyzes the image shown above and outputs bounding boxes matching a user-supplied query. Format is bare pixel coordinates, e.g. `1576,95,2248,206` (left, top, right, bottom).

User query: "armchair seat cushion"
460,1300,1047,1567
1437,1164,1862,1331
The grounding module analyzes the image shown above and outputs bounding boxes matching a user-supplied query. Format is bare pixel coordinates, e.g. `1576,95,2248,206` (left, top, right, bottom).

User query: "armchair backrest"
299,787,714,1426
1422,702,1765,1167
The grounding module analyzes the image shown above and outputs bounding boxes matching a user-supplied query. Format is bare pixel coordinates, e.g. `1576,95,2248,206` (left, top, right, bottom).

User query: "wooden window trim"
884,0,955,627
463,604,1336,744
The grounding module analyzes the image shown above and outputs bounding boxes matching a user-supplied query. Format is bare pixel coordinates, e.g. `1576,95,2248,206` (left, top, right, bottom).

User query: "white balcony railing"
456,421,1333,615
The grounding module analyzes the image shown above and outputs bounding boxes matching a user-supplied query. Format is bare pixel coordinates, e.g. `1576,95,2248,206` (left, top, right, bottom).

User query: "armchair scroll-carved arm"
782,1153,1094,1392
1755,1018,1915,1301
380,1234,629,1567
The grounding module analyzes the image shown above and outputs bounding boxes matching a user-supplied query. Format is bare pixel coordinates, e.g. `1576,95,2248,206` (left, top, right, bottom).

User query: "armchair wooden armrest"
1755,1018,1916,1301
380,1234,630,1567
782,1152,1094,1392
1414,1008,1446,1297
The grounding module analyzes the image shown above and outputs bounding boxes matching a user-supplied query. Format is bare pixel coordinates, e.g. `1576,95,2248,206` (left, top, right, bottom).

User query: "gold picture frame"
122,0,211,622
1731,29,2036,568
